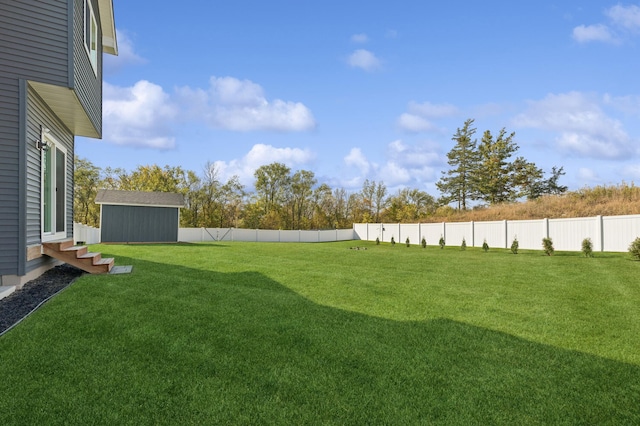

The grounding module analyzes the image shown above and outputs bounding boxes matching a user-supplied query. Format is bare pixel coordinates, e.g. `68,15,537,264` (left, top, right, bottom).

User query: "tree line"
74,118,567,229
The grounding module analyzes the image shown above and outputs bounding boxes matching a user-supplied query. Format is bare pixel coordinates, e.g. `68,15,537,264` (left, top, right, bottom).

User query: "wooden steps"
42,239,114,274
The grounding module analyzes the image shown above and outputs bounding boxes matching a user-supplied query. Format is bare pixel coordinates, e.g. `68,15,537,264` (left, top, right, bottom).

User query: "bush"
391,237,395,246
629,237,640,261
406,237,410,247
421,237,426,248
542,237,554,256
582,238,593,258
482,239,489,252
439,236,445,249
376,237,380,245
461,238,466,251
511,237,519,254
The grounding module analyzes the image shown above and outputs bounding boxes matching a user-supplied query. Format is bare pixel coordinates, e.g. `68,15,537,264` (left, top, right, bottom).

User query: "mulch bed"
0,265,83,335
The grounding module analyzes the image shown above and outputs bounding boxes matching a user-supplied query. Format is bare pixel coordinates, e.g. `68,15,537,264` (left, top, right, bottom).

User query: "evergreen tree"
474,128,519,204
436,118,479,209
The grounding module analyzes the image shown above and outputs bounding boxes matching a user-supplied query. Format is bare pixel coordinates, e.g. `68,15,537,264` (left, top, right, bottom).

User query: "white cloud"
573,4,640,44
606,4,640,31
104,30,146,75
176,76,316,132
383,140,440,185
572,24,616,43
351,33,369,43
513,91,635,159
103,80,177,149
379,161,411,185
344,147,371,176
339,141,442,189
214,144,316,186
397,113,436,133
397,101,458,133
347,49,381,71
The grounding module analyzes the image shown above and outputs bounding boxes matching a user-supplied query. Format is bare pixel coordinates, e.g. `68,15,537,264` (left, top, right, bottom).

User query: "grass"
1,241,639,424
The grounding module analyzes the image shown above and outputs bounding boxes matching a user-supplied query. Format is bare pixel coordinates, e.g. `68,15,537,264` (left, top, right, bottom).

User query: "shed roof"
95,190,184,208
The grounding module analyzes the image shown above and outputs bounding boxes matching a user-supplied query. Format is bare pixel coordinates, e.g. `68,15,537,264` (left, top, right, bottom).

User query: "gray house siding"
0,0,114,281
25,85,74,274
0,77,21,275
0,0,70,87
73,0,103,134
101,206,180,243
0,0,73,274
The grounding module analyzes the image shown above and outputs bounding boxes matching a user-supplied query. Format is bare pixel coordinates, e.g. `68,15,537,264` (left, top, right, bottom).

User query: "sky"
77,0,640,196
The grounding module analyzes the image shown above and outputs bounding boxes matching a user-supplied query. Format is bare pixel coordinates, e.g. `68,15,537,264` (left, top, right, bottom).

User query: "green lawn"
1,241,639,424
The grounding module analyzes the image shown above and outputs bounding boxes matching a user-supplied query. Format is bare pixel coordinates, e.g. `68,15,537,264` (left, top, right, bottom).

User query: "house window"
84,0,98,75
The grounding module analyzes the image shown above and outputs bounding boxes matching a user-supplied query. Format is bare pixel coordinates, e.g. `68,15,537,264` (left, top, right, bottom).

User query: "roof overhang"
28,81,99,138
98,0,118,56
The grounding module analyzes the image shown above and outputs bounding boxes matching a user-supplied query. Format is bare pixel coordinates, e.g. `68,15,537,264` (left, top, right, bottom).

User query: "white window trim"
84,0,98,75
41,133,68,242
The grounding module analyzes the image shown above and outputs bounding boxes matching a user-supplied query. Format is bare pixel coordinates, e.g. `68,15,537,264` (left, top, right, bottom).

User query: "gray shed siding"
101,206,180,243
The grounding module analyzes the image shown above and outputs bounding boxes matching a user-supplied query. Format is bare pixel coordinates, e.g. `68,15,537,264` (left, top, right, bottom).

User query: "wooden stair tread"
42,241,114,274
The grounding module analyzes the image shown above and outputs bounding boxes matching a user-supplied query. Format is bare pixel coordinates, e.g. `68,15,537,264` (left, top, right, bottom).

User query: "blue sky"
77,1,640,195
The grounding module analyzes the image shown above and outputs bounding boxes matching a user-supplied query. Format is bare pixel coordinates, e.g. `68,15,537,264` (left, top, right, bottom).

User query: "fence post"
503,220,508,249
596,215,604,252
442,222,446,245
543,218,549,239
470,221,475,247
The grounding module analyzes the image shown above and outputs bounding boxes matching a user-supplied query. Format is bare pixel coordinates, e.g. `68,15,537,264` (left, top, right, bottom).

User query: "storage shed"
95,190,184,243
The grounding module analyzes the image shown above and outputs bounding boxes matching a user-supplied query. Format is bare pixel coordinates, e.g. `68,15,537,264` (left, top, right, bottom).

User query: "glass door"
42,135,67,241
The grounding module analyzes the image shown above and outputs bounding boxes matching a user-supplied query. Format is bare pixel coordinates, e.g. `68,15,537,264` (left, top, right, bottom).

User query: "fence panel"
73,223,101,244
603,215,640,252
278,230,300,242
337,229,356,241
231,228,257,242
381,223,401,243
445,222,471,247
548,217,596,252
420,223,443,247
507,219,545,250
401,223,420,245
353,224,368,240
474,221,506,249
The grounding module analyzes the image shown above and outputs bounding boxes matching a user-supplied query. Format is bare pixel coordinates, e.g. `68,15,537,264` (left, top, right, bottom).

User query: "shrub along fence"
353,214,640,253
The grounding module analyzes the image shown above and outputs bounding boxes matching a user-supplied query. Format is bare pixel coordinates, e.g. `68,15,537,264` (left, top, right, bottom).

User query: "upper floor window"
84,0,98,75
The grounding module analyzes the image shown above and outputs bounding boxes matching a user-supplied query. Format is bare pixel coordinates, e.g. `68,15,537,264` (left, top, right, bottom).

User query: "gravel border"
0,264,83,336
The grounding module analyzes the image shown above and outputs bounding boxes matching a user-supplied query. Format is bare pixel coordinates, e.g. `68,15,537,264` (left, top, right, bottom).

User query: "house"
0,0,118,288
96,190,185,243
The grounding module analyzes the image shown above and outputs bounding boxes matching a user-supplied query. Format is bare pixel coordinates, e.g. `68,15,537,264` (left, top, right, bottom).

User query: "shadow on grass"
0,254,638,425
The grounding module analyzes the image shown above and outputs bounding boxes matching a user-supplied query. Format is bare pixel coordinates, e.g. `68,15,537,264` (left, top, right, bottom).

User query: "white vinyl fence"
74,222,101,245
353,214,640,253
75,213,640,252
178,227,355,243
73,223,355,244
